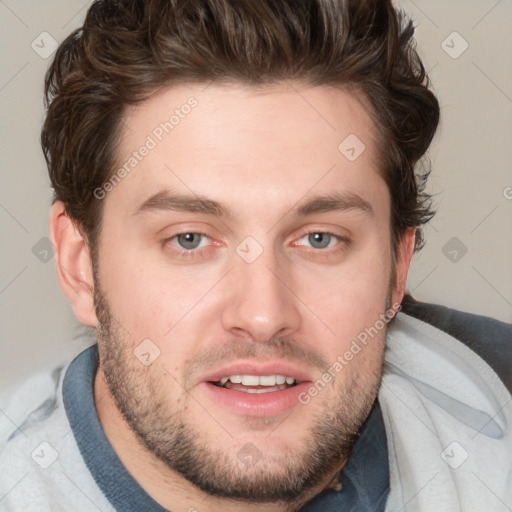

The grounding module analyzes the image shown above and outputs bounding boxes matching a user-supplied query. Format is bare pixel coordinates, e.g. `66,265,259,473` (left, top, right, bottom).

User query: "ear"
390,227,417,308
49,201,98,327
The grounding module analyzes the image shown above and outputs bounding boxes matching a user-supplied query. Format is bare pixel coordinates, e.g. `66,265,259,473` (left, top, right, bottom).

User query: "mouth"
199,364,313,417
209,374,300,394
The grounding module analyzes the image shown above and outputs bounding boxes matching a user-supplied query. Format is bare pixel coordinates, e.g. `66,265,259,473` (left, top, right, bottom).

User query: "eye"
161,230,221,262
297,232,340,250
171,232,210,250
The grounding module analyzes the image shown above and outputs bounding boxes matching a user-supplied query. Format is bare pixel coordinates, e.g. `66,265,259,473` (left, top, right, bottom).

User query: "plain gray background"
1,0,511,390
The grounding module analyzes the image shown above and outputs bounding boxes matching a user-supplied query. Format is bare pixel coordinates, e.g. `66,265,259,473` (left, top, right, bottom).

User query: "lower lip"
200,381,311,417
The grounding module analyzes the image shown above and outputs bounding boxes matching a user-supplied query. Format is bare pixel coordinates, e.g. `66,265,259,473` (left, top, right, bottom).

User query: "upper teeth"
219,375,296,386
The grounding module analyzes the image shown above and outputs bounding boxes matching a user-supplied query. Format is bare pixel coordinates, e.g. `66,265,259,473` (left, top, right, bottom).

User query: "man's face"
93,82,401,503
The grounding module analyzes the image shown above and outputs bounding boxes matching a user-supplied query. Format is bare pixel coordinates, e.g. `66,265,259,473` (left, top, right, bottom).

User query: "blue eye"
299,232,339,249
161,231,216,261
174,233,208,250
307,232,333,249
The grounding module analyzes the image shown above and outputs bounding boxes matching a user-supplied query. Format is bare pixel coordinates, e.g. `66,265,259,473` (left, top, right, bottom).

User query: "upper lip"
200,361,314,385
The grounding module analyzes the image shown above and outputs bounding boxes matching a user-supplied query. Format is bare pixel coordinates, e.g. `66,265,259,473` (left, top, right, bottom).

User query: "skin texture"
50,82,416,512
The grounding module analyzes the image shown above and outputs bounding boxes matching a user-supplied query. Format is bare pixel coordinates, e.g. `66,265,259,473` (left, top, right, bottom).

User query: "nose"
221,249,302,343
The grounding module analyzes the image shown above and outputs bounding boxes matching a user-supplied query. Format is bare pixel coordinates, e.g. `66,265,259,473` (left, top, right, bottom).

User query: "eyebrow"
133,190,232,218
294,192,373,217
133,189,373,219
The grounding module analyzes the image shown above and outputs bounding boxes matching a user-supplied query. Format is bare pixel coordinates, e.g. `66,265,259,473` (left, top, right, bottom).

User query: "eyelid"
292,230,350,247
164,231,212,248
160,228,351,261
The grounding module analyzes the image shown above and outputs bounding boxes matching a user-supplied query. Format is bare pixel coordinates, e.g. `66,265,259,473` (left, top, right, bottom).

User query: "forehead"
107,81,387,220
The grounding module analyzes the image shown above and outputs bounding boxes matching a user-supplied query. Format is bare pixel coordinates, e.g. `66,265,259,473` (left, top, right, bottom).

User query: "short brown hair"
42,0,440,257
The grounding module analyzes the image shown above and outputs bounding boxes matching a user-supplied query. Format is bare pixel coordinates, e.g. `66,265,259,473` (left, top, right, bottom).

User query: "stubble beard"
93,280,387,508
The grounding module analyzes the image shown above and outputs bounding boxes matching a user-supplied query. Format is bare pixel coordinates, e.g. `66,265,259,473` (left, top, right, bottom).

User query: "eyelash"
162,230,350,259
162,232,212,259
296,230,351,253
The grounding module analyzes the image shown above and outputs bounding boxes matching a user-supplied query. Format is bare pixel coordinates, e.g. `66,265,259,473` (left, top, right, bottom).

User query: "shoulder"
0,364,65,450
400,294,512,393
0,364,67,510
0,355,113,512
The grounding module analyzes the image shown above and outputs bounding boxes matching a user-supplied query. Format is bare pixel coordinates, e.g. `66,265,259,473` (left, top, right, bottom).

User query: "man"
1,0,511,511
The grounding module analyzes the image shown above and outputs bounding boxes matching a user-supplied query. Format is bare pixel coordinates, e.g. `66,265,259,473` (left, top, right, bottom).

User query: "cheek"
97,242,224,346
295,244,392,355
96,244,175,335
